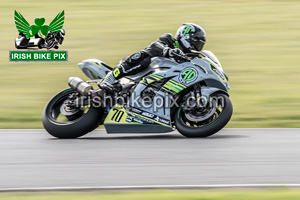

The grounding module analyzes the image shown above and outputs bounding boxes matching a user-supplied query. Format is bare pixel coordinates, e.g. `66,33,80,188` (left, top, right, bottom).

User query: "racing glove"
163,47,186,62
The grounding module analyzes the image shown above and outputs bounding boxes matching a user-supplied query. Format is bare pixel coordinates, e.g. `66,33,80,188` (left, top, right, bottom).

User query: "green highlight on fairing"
149,74,164,79
162,79,186,94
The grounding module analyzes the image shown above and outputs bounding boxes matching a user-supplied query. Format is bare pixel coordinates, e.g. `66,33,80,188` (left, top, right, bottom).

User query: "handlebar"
172,51,208,74
186,51,207,57
171,52,191,63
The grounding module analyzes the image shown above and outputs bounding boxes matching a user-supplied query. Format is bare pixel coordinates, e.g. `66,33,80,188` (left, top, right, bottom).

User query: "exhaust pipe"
68,77,93,96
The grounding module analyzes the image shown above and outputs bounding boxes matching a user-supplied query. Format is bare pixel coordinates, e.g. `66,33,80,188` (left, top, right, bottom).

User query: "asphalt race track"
0,129,300,190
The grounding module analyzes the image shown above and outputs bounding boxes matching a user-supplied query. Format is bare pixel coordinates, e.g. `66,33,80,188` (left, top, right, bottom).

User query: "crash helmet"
175,23,206,52
57,29,65,44
60,29,65,37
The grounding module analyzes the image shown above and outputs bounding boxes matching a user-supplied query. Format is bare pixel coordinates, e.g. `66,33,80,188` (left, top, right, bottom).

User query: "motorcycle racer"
99,23,206,92
43,23,233,139
44,29,65,49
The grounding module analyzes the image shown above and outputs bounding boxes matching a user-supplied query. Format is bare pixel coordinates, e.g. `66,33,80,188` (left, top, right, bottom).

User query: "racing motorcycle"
15,29,65,50
15,33,44,49
42,50,233,138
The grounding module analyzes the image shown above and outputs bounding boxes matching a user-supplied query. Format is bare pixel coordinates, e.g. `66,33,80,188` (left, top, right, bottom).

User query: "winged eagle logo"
14,10,65,38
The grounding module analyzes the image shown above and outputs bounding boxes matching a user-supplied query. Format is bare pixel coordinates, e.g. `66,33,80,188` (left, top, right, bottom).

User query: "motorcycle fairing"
78,59,112,80
104,104,173,133
80,52,230,133
125,57,229,125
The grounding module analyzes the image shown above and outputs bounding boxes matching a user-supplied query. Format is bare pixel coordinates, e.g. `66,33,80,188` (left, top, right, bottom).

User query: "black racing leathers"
112,33,180,79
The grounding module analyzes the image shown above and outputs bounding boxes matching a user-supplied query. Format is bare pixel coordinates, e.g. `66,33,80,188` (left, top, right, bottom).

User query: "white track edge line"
2,184,300,192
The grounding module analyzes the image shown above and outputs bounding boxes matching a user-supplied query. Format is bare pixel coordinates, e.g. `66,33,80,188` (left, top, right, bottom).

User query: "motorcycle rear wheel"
42,88,104,139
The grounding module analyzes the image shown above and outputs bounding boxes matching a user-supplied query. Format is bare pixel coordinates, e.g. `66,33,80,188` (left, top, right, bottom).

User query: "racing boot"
99,71,116,93
87,71,115,106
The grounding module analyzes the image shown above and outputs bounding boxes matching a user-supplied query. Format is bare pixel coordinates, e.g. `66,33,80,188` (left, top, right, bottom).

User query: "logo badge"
182,25,194,36
10,10,67,62
179,68,198,83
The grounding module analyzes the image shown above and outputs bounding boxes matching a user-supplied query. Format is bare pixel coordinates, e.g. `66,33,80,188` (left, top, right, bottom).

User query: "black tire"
42,88,104,139
15,42,24,49
175,93,233,138
38,38,45,49
15,42,20,49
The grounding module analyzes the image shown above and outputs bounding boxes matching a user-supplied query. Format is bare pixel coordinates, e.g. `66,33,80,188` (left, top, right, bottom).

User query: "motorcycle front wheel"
42,88,105,139
175,92,233,138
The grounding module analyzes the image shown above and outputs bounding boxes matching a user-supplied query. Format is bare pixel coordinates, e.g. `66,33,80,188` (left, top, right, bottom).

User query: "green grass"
1,190,300,200
0,0,300,128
